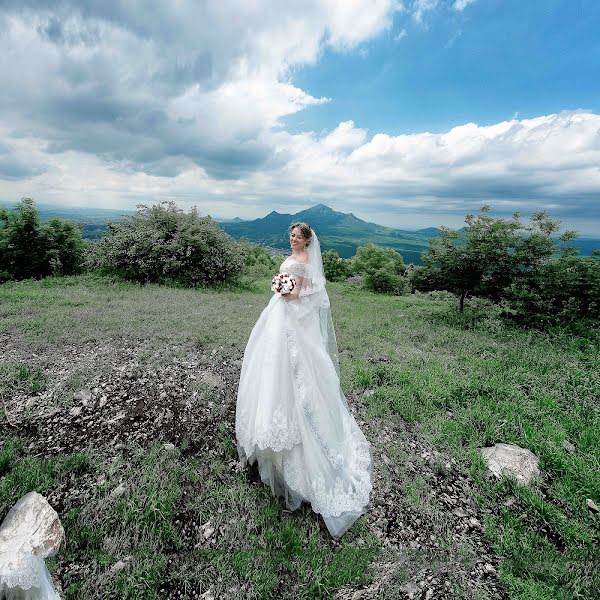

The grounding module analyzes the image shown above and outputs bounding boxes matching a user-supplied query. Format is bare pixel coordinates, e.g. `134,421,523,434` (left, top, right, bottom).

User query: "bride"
235,222,373,539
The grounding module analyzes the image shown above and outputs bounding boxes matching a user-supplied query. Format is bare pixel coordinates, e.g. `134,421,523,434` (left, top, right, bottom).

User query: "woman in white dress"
235,222,373,539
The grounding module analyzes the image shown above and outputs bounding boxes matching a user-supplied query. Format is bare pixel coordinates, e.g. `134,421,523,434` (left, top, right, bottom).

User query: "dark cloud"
0,156,46,179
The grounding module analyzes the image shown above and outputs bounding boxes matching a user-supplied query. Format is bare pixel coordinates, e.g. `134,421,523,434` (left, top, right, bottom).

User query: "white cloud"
394,27,408,41
0,2,598,233
453,0,477,11
0,1,400,178
412,0,439,24
3,112,599,233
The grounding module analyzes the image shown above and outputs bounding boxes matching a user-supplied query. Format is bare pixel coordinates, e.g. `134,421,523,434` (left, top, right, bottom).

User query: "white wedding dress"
235,231,373,539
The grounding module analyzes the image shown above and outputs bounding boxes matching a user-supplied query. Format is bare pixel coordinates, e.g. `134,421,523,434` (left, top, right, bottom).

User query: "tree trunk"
459,290,468,312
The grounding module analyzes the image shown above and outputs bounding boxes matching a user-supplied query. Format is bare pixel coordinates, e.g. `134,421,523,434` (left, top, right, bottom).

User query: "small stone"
110,556,133,574
73,389,92,404
483,563,496,575
562,440,576,454
163,443,175,451
110,483,127,498
69,406,82,417
481,443,540,485
586,499,598,514
400,582,419,597
468,517,482,529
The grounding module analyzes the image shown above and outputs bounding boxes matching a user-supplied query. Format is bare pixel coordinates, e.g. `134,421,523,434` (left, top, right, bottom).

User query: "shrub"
240,242,280,278
350,244,407,294
0,198,85,281
89,202,244,286
322,249,349,282
364,268,407,294
503,250,600,332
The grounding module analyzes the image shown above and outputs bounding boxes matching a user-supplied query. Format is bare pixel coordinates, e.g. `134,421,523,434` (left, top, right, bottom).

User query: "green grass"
1,275,598,598
334,288,599,599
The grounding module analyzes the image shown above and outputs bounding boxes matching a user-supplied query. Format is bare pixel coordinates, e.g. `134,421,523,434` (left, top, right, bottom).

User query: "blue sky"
287,1,600,136
0,0,599,234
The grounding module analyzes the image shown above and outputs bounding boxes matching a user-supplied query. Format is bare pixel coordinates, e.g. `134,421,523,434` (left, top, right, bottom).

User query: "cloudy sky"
0,0,599,233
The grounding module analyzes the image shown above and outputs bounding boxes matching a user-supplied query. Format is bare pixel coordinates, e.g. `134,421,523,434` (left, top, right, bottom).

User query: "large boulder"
0,492,64,599
481,443,540,485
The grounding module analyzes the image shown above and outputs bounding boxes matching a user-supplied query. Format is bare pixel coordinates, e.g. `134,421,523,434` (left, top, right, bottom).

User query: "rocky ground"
1,333,506,599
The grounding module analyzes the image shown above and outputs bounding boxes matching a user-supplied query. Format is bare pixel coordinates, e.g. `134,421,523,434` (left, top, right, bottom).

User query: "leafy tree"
0,198,84,281
350,243,406,294
0,198,46,280
413,206,566,311
89,201,244,286
43,218,86,275
503,250,600,332
322,249,349,282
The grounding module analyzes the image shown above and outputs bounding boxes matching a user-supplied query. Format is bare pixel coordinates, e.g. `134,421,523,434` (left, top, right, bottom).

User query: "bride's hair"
288,222,312,247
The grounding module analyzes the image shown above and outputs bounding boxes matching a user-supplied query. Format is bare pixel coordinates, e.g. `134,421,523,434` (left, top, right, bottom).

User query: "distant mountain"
220,204,599,262
216,216,246,223
416,227,441,236
220,203,434,264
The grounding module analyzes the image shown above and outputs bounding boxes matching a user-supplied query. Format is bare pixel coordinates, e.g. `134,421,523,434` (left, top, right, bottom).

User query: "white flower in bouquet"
271,272,297,294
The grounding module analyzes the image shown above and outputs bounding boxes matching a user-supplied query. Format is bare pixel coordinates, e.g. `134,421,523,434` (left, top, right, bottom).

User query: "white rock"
0,492,64,599
200,371,224,389
481,443,540,485
73,389,92,405
109,556,133,574
110,483,127,498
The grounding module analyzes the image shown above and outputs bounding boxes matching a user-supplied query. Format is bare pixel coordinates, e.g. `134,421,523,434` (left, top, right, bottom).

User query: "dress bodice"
279,256,310,277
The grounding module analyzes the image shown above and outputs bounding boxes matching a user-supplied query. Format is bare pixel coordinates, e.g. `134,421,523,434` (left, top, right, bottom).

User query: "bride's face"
289,227,306,251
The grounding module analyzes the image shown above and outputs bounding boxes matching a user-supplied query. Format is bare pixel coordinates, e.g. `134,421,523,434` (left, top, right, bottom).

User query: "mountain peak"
303,203,334,213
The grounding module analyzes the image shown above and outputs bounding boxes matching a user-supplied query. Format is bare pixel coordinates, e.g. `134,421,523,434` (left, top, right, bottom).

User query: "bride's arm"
282,262,308,302
282,274,303,301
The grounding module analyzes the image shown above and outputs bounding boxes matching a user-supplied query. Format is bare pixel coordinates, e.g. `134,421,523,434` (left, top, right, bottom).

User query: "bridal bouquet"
271,272,296,294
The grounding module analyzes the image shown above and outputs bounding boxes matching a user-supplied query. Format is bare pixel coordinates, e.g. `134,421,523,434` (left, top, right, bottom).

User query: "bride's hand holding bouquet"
271,272,299,301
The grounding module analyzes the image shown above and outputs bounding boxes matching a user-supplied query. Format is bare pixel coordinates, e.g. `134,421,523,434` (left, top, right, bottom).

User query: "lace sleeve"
287,261,311,295
288,261,327,298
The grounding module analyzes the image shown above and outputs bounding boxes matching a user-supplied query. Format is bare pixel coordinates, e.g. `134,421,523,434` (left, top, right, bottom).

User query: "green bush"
503,250,600,332
0,198,85,281
322,249,349,282
350,243,407,294
241,242,279,278
88,202,244,286
364,268,406,294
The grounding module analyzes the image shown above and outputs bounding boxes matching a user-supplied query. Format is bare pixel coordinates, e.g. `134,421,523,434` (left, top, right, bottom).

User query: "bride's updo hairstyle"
289,222,312,247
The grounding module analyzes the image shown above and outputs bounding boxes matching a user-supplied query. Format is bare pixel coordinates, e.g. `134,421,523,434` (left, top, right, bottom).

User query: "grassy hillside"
1,276,598,599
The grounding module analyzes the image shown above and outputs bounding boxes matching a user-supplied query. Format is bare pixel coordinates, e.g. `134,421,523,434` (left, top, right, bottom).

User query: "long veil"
301,230,347,405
